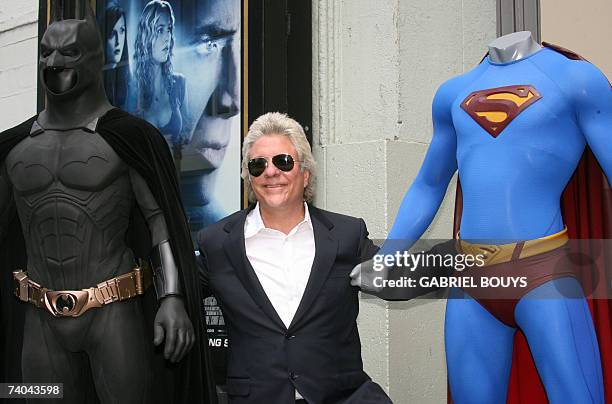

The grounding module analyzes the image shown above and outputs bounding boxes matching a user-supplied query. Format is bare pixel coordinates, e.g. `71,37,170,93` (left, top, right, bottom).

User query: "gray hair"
242,112,316,203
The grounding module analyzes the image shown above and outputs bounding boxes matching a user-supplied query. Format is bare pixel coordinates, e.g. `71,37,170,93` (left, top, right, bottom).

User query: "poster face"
99,0,242,232
97,0,240,382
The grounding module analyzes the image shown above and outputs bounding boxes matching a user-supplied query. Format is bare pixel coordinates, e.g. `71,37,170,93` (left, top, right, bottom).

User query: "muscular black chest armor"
4,120,135,289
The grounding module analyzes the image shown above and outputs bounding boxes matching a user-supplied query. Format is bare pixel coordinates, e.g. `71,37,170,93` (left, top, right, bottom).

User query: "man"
198,113,391,403
0,2,215,403
179,0,241,230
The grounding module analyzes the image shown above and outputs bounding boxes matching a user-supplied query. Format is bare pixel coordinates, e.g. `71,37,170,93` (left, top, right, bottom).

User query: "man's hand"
350,258,389,295
153,296,195,363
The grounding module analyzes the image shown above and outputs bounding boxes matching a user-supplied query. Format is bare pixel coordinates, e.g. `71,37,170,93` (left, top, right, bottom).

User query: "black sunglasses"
247,153,299,177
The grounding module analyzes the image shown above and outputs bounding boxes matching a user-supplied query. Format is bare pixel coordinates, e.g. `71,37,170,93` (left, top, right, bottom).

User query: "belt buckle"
478,245,501,265
13,270,29,302
116,273,137,299
44,290,90,317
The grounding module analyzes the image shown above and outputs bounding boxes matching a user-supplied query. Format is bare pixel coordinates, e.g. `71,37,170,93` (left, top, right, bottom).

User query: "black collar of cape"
0,108,217,404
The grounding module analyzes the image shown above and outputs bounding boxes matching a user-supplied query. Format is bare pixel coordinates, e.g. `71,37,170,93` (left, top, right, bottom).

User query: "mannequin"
352,31,609,403
0,1,215,403
487,30,541,63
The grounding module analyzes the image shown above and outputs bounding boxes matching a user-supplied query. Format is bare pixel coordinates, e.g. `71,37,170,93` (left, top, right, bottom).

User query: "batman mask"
39,1,104,99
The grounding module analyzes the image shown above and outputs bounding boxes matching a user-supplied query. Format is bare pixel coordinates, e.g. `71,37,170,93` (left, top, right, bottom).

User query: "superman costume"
382,43,611,403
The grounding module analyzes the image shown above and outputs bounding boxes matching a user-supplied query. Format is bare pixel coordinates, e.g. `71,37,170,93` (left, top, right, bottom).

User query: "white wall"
541,0,612,78
0,0,38,131
312,1,497,402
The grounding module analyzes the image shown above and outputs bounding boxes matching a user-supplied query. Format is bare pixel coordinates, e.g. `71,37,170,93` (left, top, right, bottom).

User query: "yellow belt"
457,227,569,266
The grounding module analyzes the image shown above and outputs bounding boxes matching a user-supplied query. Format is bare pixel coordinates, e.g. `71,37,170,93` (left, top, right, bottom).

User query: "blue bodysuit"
383,46,611,403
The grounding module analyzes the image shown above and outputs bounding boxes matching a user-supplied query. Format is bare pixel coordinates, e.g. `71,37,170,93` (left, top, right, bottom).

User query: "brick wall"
0,0,38,131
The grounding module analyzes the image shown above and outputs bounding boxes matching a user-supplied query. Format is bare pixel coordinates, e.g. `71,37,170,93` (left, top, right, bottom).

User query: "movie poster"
98,0,242,232
97,0,241,384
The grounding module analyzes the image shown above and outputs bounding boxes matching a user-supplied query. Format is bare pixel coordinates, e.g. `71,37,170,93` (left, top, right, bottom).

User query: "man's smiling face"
249,135,309,212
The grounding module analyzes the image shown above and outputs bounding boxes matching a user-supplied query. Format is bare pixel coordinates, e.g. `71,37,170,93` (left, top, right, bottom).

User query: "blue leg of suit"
515,277,604,404
446,278,604,404
445,287,516,404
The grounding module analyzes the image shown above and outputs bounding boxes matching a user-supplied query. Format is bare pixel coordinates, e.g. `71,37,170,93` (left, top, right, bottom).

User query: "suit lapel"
222,209,287,331
289,206,338,331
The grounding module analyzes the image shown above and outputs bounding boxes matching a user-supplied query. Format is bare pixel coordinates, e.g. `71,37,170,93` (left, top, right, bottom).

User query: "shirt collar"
245,202,312,239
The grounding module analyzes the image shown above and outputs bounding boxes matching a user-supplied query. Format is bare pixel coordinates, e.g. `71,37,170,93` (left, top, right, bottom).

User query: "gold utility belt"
13,267,151,318
457,227,569,266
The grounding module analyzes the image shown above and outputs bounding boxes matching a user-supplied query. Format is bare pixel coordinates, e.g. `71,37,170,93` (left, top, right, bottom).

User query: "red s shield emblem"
461,85,542,138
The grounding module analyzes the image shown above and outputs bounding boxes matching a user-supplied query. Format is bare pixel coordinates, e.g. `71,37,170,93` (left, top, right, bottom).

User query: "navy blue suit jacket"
198,205,391,404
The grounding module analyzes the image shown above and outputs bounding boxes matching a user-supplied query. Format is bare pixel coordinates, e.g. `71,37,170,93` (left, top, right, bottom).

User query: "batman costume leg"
21,300,152,403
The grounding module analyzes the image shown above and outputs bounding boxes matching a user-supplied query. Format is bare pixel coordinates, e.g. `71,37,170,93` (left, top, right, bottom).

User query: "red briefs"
457,244,576,328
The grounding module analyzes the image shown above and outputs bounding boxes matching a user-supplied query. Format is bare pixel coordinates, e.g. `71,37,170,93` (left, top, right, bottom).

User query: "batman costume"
0,2,215,403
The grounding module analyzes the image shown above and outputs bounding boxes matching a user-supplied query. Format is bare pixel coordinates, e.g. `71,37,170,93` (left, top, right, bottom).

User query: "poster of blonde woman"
98,0,242,232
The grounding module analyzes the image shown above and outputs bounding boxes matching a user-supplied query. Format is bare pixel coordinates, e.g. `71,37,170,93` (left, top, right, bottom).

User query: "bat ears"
49,0,63,24
81,0,96,25
49,0,96,25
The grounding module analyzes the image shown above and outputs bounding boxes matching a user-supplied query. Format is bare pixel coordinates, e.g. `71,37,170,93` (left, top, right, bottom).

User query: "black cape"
0,108,217,404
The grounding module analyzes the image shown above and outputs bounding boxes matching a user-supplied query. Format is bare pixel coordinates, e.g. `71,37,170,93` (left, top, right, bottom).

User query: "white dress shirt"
244,202,316,329
244,203,315,401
